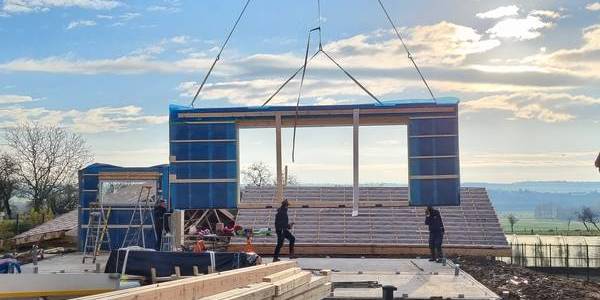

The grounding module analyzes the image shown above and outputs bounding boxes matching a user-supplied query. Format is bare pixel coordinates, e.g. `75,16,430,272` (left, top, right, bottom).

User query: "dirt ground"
455,256,600,300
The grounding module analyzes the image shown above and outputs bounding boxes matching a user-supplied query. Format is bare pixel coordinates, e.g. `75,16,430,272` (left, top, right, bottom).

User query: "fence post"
586,244,590,282
548,244,552,268
534,243,537,268
565,243,570,278
510,242,513,265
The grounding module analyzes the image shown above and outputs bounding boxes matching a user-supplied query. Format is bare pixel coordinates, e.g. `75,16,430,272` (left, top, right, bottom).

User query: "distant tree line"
0,122,92,218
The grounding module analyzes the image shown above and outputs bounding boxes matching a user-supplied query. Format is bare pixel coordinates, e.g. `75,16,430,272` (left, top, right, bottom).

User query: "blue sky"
0,0,599,184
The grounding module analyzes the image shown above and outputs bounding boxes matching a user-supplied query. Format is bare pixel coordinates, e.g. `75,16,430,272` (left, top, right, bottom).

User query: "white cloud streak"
0,105,167,133
586,2,600,11
2,0,121,14
476,5,519,19
66,19,96,30
0,94,34,104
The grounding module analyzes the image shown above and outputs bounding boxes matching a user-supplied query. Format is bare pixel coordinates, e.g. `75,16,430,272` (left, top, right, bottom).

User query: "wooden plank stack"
75,261,331,300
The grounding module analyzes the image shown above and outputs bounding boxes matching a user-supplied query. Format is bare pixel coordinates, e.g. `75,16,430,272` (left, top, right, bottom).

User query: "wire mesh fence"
498,241,600,281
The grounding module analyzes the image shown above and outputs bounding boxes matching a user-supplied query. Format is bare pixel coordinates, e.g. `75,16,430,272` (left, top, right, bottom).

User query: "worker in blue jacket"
273,199,295,262
425,206,445,262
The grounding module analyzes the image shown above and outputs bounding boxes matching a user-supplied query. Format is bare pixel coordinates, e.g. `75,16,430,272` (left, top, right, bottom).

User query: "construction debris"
457,256,600,300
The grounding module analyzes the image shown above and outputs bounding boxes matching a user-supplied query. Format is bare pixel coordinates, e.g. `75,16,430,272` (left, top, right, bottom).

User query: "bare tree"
5,122,92,213
0,153,19,218
582,206,600,231
286,173,299,186
507,214,519,233
242,162,273,187
48,183,79,214
577,207,591,231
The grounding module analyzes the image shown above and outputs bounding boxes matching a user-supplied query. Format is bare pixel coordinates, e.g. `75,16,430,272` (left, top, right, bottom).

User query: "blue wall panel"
78,164,168,251
408,117,460,206
170,142,237,161
170,123,236,140
170,162,237,180
169,118,238,209
409,157,458,176
171,182,237,209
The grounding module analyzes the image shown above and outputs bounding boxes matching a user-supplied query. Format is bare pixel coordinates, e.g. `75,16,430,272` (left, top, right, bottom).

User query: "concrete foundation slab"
274,258,500,300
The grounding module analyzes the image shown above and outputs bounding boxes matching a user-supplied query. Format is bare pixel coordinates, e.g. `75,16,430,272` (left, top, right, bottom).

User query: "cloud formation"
0,94,34,104
586,2,600,11
476,5,519,19
462,92,600,123
2,0,120,14
67,19,97,30
0,104,167,133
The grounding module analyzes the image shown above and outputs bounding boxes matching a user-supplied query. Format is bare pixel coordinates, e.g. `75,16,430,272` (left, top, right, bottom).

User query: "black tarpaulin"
104,249,259,277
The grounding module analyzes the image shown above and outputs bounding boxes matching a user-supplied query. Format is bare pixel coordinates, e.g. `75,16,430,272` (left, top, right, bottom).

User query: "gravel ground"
455,256,600,300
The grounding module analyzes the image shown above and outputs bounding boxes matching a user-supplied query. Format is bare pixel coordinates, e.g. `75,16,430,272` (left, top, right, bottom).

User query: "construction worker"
273,199,295,262
595,152,600,173
0,254,21,273
153,199,169,251
425,206,445,262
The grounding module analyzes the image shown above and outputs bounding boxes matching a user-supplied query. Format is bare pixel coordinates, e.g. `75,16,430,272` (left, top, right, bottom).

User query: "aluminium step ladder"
82,202,112,264
121,185,156,249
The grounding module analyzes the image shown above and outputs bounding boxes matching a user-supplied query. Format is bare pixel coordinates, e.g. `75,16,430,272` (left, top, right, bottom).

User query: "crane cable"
376,0,436,101
190,0,252,107
291,27,320,162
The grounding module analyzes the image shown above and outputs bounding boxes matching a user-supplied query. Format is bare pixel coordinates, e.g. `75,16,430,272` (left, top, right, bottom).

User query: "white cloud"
530,10,561,19
147,5,179,13
0,105,167,133
0,55,217,75
462,92,600,123
476,5,519,19
2,0,121,14
487,15,553,40
586,2,600,11
0,94,34,104
324,22,500,67
66,19,97,30
170,35,189,44
120,12,140,21
522,24,600,78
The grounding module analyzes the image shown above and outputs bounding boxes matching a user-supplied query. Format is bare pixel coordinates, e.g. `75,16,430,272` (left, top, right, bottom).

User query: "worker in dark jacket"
425,206,445,262
273,199,295,262
153,199,169,251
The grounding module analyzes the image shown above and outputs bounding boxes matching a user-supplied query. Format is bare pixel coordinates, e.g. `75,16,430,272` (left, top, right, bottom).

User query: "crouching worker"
273,199,295,262
425,206,445,262
0,254,21,273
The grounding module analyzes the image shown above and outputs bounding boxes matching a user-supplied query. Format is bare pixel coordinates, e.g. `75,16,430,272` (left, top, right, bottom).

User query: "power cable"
190,0,252,107
376,0,436,101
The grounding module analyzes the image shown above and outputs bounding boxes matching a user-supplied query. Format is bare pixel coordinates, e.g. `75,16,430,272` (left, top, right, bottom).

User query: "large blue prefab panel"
170,123,236,140
170,162,237,180
170,142,237,161
171,182,238,209
409,118,457,136
409,178,460,207
409,157,458,176
408,117,460,206
78,163,169,251
408,136,458,157
169,116,238,209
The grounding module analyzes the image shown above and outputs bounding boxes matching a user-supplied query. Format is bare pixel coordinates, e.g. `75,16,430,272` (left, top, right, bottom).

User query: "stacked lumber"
75,261,331,300
201,268,331,300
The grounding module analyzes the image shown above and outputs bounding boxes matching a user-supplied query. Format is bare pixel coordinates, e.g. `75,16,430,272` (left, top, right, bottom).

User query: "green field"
498,212,600,236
